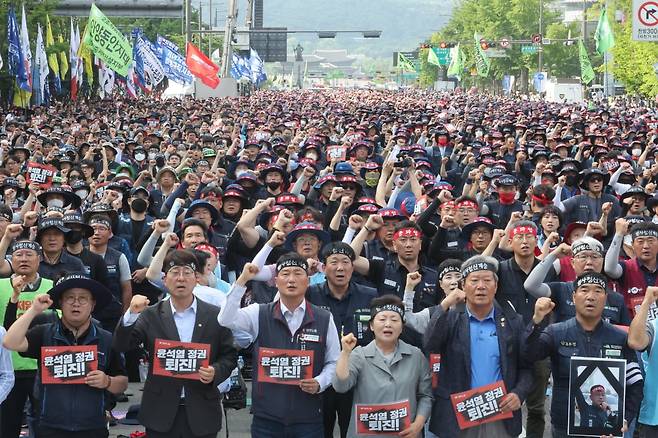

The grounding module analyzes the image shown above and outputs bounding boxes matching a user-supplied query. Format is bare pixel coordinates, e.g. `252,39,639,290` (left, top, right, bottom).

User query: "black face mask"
565,175,577,186
266,181,281,191
65,230,83,245
131,198,148,213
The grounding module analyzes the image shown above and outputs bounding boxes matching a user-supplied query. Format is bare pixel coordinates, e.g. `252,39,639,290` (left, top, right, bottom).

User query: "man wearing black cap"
480,174,524,228
3,274,128,438
524,272,644,438
0,239,54,438
220,253,340,438
62,213,108,285
424,255,532,438
88,215,132,332
116,186,155,264
306,242,377,438
35,218,86,281
554,168,621,233
114,250,237,438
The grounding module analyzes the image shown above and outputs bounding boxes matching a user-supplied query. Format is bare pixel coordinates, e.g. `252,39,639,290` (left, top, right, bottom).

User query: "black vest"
251,300,330,424
97,247,123,318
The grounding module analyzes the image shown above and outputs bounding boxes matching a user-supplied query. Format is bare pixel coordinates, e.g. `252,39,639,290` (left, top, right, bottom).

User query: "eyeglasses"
63,295,90,305
167,267,196,278
589,177,603,183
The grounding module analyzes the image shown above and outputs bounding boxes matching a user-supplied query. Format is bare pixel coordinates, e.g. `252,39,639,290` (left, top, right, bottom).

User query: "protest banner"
257,347,314,385
568,357,626,437
630,296,658,320
430,354,441,389
41,345,97,384
326,145,347,162
26,161,57,188
450,380,512,430
355,399,411,435
152,339,211,380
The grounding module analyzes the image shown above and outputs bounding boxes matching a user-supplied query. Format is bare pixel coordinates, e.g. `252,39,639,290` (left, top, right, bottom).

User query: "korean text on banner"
82,4,132,76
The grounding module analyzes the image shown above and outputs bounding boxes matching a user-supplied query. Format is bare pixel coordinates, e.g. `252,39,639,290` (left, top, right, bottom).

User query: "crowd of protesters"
0,88,655,437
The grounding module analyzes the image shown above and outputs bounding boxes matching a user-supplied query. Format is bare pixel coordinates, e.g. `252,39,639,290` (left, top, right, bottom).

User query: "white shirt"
218,283,340,391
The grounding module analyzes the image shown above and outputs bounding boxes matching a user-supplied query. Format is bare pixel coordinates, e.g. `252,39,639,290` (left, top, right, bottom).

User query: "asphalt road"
108,382,554,438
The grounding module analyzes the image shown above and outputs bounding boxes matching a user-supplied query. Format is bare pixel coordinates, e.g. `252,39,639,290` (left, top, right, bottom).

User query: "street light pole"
184,0,191,44
220,0,238,77
538,0,543,72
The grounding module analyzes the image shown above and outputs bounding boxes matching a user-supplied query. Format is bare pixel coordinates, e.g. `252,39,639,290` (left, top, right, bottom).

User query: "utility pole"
184,0,191,44
209,0,212,53
220,0,238,77
538,0,543,73
246,0,254,28
198,4,202,47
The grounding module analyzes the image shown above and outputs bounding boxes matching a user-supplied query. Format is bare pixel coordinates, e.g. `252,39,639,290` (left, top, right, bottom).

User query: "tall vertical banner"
474,32,491,77
579,40,595,85
133,34,165,92
595,7,615,55
7,8,29,92
82,4,132,76
154,35,193,84
447,43,464,81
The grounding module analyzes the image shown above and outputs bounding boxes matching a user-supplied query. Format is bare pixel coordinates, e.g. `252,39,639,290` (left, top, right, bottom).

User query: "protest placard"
450,380,512,429
355,400,411,435
41,345,97,384
152,339,210,380
257,347,314,385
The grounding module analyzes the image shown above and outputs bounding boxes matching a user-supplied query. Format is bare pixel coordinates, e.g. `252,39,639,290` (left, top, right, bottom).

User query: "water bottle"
139,359,149,383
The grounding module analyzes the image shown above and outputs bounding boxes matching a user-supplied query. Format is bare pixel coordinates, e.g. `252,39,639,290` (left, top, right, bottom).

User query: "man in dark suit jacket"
424,255,533,438
113,249,237,438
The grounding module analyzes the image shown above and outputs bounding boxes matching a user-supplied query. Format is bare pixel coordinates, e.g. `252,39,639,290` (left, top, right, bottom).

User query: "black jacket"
113,298,238,436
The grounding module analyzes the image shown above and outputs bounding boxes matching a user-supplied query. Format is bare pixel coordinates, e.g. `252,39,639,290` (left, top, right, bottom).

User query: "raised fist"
129,295,150,314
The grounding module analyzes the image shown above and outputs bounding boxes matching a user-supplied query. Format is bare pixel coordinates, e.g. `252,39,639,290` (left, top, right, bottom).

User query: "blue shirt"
467,306,502,389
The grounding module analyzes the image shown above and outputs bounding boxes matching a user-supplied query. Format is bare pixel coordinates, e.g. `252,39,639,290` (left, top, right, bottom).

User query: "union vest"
36,321,113,431
95,247,123,319
620,258,658,314
0,277,54,371
251,300,330,424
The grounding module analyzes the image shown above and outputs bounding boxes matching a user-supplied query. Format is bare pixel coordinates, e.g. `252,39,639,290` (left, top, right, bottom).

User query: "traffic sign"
542,38,551,45
531,34,542,44
633,0,658,41
499,38,510,49
521,45,538,54
485,49,508,58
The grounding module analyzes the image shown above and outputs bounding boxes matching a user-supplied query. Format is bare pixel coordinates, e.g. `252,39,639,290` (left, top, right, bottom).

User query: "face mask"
475,130,484,138
47,199,64,208
131,198,148,213
135,153,146,162
65,230,83,245
305,151,319,161
565,175,577,186
148,152,157,160
75,189,89,199
632,149,642,157
364,171,380,187
498,191,516,205
266,181,280,190
438,137,449,146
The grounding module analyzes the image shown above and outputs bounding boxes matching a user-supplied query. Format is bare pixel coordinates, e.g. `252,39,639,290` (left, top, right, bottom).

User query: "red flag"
185,42,220,89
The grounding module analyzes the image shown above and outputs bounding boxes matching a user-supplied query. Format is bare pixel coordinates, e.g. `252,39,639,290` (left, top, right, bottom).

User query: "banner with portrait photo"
568,356,626,437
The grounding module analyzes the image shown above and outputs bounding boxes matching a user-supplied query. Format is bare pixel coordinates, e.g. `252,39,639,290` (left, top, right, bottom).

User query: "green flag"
427,48,440,66
578,40,595,85
474,32,490,77
82,4,132,76
446,44,464,81
397,52,416,72
595,7,615,55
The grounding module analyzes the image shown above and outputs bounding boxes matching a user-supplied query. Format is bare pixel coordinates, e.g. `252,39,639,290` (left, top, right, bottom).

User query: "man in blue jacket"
424,255,533,437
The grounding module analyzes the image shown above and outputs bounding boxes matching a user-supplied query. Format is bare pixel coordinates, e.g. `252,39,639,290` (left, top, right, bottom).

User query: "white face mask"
47,199,64,208
75,190,89,199
235,169,248,178
135,153,146,162
632,149,642,157
148,152,157,160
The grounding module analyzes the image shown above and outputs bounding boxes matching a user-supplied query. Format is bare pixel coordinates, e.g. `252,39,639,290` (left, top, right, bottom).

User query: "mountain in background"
253,0,452,61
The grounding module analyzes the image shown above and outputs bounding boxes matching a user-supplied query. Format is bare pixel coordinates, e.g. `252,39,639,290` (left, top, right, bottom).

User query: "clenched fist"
533,297,555,324
129,295,150,314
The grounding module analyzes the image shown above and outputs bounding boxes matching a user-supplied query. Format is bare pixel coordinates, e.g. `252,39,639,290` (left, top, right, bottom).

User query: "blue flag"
154,35,193,84
249,49,267,86
230,52,253,82
7,8,29,91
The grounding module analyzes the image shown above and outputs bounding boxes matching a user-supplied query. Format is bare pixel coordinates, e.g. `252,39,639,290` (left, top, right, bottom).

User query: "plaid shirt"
0,327,14,403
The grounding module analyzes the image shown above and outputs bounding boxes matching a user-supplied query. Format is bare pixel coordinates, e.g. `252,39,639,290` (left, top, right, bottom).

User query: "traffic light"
419,43,430,49
480,39,489,50
439,41,448,49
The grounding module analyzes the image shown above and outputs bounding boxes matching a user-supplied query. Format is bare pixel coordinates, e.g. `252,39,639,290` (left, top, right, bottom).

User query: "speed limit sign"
500,38,510,48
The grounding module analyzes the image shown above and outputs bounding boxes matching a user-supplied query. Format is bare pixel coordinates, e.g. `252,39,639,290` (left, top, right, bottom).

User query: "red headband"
393,228,422,240
509,225,538,239
441,201,456,209
457,200,478,210
531,194,553,206
195,243,219,259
